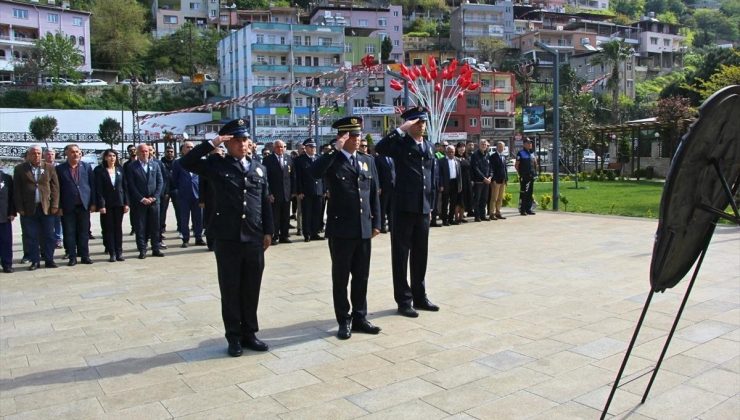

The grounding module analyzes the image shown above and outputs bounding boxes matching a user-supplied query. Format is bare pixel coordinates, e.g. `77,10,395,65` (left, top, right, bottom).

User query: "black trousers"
203,203,215,249
170,189,181,232
272,198,290,240
62,205,91,259
328,237,370,323
214,240,264,342
472,182,490,219
100,206,124,257
390,210,430,307
379,188,393,230
159,193,170,235
301,195,323,239
519,176,534,213
132,202,160,252
440,180,460,223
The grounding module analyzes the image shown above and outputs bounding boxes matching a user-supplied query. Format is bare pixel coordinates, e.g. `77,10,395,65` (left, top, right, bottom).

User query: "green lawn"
507,180,665,218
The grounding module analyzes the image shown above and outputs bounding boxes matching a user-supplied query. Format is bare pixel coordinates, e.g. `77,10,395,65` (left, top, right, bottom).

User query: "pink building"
0,0,91,81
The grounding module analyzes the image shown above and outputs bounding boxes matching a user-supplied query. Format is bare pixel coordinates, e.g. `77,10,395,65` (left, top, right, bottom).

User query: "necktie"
418,142,424,155
351,155,359,172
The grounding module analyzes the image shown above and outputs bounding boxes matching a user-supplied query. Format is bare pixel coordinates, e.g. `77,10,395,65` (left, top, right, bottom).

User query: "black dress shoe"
241,335,269,352
81,257,93,264
442,221,449,226
45,261,58,269
496,214,507,220
279,238,292,244
194,239,206,246
397,306,419,318
304,237,311,242
526,211,536,215
461,219,469,223
89,234,96,240
28,263,39,271
138,252,146,259
380,228,388,234
108,255,115,262
414,299,440,312
450,221,460,225
116,255,125,262
520,212,527,216
180,242,188,248
310,235,325,241
67,258,78,266
474,218,481,222
3,266,13,273
152,251,165,257
337,321,352,340
271,239,278,246
227,341,243,357
352,319,381,335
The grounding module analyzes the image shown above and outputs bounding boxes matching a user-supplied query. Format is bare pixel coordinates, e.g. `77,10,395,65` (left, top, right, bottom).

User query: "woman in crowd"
454,142,472,224
94,149,128,262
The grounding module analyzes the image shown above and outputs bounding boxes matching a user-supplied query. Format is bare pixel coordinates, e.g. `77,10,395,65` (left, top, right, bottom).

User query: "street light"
534,41,561,211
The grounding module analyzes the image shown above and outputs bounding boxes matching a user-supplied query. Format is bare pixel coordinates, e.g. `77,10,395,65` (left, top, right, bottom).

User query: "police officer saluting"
375,106,440,318
180,118,273,357
293,138,325,242
311,116,382,339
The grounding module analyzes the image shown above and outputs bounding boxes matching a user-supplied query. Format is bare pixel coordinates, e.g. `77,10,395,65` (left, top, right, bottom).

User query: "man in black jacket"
438,145,462,226
0,169,16,273
375,106,439,318
180,119,273,357
293,138,325,242
125,144,164,259
489,141,509,220
374,152,394,233
262,140,293,245
470,139,492,221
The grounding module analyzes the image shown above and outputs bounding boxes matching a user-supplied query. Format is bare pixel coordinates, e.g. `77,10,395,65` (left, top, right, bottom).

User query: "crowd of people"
0,109,539,357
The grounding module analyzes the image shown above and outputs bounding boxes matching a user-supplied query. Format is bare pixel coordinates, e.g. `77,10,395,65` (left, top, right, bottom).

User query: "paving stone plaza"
0,209,738,419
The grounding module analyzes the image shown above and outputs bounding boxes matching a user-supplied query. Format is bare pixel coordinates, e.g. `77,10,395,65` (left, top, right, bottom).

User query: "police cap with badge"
332,116,363,135
303,138,317,147
400,105,429,122
219,118,251,137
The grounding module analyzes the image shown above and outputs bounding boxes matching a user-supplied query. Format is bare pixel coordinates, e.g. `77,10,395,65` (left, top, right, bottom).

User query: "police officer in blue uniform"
293,138,325,242
311,116,382,339
375,106,440,318
180,119,273,357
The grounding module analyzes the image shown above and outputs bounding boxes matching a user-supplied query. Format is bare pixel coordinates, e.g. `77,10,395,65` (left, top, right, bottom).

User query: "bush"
0,90,30,107
605,170,616,181
560,194,569,211
502,192,513,207
539,194,552,210
537,173,553,182
510,174,519,183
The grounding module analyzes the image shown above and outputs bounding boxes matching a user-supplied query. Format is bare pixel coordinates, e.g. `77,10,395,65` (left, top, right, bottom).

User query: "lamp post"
534,41,560,211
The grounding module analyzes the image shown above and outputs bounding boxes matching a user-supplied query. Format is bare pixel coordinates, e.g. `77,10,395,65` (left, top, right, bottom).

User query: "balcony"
293,44,343,54
252,64,290,72
297,86,343,96
252,85,291,94
465,15,504,24
0,33,38,46
252,43,291,53
293,65,338,74
252,22,343,34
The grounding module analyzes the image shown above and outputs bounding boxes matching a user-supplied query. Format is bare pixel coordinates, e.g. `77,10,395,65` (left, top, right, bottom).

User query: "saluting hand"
398,118,420,133
334,132,350,151
213,135,233,147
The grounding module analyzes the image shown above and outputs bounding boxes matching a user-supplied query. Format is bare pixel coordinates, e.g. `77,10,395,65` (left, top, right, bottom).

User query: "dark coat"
293,153,324,196
470,149,492,182
438,156,463,193
490,151,509,183
56,161,96,212
374,129,436,214
375,154,395,192
13,161,59,216
180,141,274,245
171,158,200,201
311,150,380,239
124,159,163,205
94,165,128,209
262,153,293,202
0,170,16,222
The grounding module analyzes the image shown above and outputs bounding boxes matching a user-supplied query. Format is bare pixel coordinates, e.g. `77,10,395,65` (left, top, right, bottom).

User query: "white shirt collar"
340,149,356,161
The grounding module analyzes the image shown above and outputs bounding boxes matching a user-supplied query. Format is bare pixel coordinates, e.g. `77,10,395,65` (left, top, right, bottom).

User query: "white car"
118,79,146,85
153,78,178,85
583,148,597,163
79,79,108,86
41,77,75,86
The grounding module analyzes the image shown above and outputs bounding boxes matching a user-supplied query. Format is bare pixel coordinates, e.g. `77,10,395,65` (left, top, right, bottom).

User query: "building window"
393,10,399,16
481,117,493,128
344,43,351,53
466,94,479,108
323,57,332,66
210,9,217,17
280,36,286,44
371,119,382,129
354,99,365,107
69,35,76,45
164,15,178,24
256,55,265,63
268,56,276,65
13,9,28,19
494,100,506,111
469,118,477,127
392,53,401,61
359,19,368,27
256,34,264,44
190,2,200,10
663,39,670,47
280,56,286,65
257,76,265,85
378,18,387,27
295,98,304,106
413,58,422,65
494,118,513,129
320,37,332,46
267,35,275,44
365,44,375,53
48,14,59,23
293,36,301,45
304,36,311,46
650,37,658,45
268,76,276,85
73,17,83,26
480,79,490,87
393,40,399,46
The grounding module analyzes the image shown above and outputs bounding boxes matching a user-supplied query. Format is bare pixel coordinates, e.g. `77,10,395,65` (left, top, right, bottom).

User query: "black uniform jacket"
490,151,509,183
293,154,324,196
262,153,293,202
374,129,436,214
180,141,274,245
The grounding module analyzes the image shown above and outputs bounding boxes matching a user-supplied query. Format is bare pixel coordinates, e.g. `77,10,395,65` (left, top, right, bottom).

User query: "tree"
35,33,83,80
590,40,633,123
98,117,122,148
611,0,645,19
654,96,695,158
691,9,739,47
560,81,596,180
145,24,221,77
691,65,740,100
475,38,507,66
381,37,393,63
29,116,58,149
91,0,151,72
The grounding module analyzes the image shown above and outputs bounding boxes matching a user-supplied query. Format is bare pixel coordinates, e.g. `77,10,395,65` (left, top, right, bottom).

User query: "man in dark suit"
293,138,325,242
489,141,509,220
374,152,395,233
438,145,462,226
159,145,177,241
125,143,164,259
0,169,16,273
13,145,60,270
262,140,293,245
56,144,96,265
470,139,492,221
311,116,382,339
123,144,137,235
375,106,439,318
171,141,205,248
180,119,273,357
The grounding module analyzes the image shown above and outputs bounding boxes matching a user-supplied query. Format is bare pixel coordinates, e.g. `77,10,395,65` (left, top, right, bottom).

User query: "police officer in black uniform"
293,138,325,242
375,106,440,318
180,119,273,357
311,116,382,339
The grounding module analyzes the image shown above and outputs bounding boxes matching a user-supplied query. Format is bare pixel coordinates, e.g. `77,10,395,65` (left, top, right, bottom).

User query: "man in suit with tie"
125,143,164,259
180,118,273,357
263,140,293,245
43,148,63,250
375,151,395,233
13,145,60,270
438,145,462,226
0,169,16,273
159,145,177,241
311,116,382,339
375,106,440,318
489,141,509,220
293,138,325,242
470,139,492,222
171,141,205,248
56,144,96,266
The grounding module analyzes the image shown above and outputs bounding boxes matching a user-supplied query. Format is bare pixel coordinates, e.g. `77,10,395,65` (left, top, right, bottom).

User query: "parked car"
118,79,146,85
78,79,108,86
583,148,597,163
152,78,178,85
0,80,15,86
41,77,75,86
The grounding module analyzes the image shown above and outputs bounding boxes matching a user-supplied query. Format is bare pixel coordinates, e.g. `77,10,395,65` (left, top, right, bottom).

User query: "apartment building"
567,0,609,10
570,49,637,99
449,1,516,55
152,0,221,38
631,15,685,72
218,21,344,144
0,0,91,81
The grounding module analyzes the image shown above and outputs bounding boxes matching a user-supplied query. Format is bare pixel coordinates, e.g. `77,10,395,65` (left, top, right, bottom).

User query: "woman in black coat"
94,149,129,262
454,142,472,223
